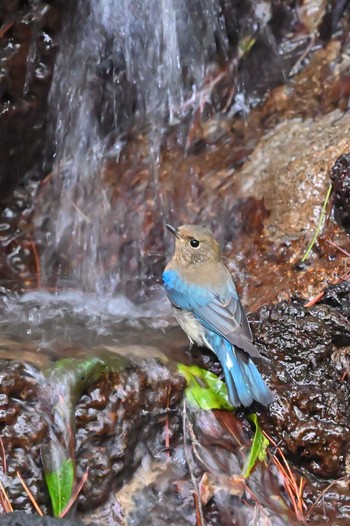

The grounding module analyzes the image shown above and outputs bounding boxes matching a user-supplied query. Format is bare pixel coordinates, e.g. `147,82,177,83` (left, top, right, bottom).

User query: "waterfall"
37,0,230,296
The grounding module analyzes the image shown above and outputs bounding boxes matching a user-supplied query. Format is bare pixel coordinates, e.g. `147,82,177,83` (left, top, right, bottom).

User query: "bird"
162,224,274,407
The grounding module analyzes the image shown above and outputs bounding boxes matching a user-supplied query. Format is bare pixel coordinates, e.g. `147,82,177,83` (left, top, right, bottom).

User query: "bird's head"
166,224,221,266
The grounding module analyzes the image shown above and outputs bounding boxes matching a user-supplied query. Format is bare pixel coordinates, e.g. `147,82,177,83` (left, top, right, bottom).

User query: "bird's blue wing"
163,269,259,357
163,269,213,309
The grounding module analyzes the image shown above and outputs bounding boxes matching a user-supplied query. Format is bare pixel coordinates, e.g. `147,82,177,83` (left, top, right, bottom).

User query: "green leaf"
177,364,234,410
238,35,256,58
44,456,74,517
242,413,269,478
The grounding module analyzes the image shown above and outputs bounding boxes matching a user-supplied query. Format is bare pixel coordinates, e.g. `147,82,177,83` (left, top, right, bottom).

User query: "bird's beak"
166,224,179,238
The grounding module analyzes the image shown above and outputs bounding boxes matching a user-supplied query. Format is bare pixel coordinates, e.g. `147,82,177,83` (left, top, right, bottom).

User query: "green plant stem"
301,184,332,263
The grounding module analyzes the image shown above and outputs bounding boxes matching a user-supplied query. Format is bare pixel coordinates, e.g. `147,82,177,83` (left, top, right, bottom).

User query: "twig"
183,401,205,526
16,471,44,516
186,417,205,465
179,71,226,113
270,453,306,521
177,58,236,115
301,184,333,262
186,413,271,523
193,492,203,526
341,269,350,282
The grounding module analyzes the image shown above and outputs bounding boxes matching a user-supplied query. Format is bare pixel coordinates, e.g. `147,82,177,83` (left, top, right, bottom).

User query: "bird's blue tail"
206,332,274,407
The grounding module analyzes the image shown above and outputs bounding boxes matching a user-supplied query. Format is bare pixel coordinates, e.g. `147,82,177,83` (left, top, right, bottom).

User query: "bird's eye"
190,238,200,248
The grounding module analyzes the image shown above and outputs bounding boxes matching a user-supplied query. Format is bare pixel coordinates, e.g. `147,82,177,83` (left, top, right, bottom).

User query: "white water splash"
37,0,229,295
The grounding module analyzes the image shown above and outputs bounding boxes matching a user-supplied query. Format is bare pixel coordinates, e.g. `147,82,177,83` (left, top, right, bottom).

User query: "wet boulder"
252,284,350,479
75,358,185,509
0,357,185,512
0,1,66,195
330,153,350,233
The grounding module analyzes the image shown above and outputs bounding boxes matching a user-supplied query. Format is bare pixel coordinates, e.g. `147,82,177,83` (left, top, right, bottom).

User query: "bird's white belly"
173,308,208,348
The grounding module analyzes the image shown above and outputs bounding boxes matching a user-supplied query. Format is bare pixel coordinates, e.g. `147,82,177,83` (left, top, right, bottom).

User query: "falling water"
36,0,230,296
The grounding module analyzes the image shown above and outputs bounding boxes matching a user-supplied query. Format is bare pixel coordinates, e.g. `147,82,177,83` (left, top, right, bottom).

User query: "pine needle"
0,481,13,513
0,437,6,474
263,431,307,521
16,471,44,516
28,238,41,288
59,469,89,518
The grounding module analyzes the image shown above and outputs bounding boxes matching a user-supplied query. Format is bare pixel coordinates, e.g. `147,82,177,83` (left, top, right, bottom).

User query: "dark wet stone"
0,511,96,526
0,182,40,290
0,360,50,512
330,152,350,232
184,284,350,524
0,357,185,512
121,408,298,526
75,359,185,509
303,476,350,526
321,280,350,319
0,1,66,196
251,297,350,479
293,261,311,272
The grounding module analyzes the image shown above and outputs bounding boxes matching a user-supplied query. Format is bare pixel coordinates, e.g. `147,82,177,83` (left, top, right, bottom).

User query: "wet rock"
330,152,350,232
87,408,299,526
322,280,350,319
75,359,184,509
236,110,350,241
0,511,96,526
0,182,39,291
0,360,49,513
0,357,185,512
251,294,350,479
303,477,350,526
0,1,66,195
186,284,350,523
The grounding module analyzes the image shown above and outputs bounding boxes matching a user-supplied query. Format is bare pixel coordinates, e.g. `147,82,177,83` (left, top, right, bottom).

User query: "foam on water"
0,288,173,357
18,287,170,321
